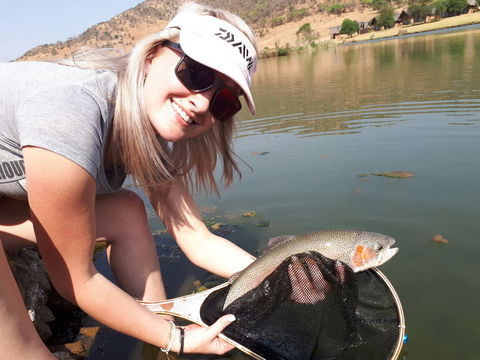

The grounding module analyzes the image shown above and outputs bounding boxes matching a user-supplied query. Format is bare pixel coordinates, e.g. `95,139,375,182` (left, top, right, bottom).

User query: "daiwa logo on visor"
214,27,255,72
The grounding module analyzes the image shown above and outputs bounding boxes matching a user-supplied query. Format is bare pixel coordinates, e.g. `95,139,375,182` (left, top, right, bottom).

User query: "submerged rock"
210,223,238,237
255,219,270,227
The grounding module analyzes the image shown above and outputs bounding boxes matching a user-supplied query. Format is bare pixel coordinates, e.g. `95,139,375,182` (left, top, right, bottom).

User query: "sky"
0,0,143,62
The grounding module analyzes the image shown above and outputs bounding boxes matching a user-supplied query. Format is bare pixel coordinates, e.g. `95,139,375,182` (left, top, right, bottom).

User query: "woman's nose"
188,89,215,114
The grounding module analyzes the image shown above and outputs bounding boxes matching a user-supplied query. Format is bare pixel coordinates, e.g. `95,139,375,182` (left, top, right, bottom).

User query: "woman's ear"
144,57,152,77
144,44,161,77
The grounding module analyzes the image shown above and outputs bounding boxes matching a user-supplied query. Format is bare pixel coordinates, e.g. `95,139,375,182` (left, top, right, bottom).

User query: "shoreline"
338,12,480,45
341,23,480,47
257,12,480,58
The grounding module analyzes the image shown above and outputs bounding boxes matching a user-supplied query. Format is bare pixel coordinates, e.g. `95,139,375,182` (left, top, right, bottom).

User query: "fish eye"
377,245,384,251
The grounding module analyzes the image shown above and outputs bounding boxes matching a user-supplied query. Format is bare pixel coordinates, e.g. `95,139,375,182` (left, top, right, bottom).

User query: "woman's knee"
113,189,147,214
96,189,149,239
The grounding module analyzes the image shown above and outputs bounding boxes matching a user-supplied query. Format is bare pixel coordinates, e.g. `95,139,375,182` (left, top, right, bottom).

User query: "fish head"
348,232,398,271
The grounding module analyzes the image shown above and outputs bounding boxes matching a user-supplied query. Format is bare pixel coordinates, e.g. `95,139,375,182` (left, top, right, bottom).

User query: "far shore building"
359,21,370,34
394,9,413,27
368,17,381,31
467,0,479,13
330,21,369,39
329,26,341,39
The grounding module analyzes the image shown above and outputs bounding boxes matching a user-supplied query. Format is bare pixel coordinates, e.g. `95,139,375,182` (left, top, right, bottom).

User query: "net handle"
138,282,267,360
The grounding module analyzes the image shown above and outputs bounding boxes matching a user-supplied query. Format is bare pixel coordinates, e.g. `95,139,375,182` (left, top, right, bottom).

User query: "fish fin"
228,271,241,284
263,235,294,255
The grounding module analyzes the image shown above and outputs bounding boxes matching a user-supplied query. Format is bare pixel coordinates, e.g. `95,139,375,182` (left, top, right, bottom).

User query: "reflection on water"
90,28,480,360
237,99,480,137
245,29,480,139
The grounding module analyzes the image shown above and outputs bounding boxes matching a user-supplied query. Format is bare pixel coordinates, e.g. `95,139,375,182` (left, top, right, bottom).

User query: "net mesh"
200,251,401,360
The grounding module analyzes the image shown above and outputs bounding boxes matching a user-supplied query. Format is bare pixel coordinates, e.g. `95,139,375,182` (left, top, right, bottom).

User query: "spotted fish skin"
223,230,398,310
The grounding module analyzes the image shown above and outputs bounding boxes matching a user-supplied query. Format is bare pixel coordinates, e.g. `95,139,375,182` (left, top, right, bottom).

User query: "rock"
7,248,54,340
192,280,209,293
63,326,100,357
242,211,257,217
211,223,223,231
51,347,82,360
255,220,270,227
210,223,237,237
155,242,182,263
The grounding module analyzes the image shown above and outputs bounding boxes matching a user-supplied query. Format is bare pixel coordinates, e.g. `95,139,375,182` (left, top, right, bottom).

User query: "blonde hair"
61,2,257,196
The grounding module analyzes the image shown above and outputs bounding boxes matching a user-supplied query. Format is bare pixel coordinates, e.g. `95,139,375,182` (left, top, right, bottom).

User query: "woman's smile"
171,100,194,125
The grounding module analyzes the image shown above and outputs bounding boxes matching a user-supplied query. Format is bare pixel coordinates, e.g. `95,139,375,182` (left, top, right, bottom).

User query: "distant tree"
271,16,284,27
408,0,434,21
288,8,309,21
328,3,346,14
372,0,389,9
446,0,468,15
340,19,360,36
297,22,313,35
361,0,374,7
296,23,319,47
433,0,449,16
376,5,395,28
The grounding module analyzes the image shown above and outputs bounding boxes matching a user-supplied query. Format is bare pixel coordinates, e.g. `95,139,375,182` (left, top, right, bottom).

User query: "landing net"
200,251,404,360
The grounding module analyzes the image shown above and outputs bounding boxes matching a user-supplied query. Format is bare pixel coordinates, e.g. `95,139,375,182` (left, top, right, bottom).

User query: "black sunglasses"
163,40,242,121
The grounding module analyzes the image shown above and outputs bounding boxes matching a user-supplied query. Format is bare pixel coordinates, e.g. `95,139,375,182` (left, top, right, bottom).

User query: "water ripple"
236,99,480,137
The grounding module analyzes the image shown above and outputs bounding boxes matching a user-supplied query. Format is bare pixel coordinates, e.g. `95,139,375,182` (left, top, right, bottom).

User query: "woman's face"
143,46,238,142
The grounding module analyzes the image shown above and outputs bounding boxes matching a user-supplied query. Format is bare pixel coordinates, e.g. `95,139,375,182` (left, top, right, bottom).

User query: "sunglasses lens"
211,87,242,121
173,53,242,121
177,57,216,91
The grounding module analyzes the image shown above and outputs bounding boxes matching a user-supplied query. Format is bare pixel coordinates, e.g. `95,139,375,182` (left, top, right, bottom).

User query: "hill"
18,0,380,61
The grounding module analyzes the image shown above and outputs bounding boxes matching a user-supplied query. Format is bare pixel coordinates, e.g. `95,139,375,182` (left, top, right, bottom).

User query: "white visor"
166,13,257,115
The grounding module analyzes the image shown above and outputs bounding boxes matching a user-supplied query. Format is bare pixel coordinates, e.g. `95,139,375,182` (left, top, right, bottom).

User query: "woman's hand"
288,252,347,305
172,314,236,355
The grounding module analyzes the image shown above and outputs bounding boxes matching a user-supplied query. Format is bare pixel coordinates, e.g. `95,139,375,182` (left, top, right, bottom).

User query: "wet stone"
156,243,182,263
255,219,270,227
210,223,238,237
7,248,53,340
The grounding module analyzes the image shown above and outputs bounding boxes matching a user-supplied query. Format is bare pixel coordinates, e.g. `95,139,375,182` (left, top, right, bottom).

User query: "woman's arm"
22,146,234,354
150,182,255,278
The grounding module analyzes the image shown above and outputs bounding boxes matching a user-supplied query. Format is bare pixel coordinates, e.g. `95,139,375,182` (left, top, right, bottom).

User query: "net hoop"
371,267,405,360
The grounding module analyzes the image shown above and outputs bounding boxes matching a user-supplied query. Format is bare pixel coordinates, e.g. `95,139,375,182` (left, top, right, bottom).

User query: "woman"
0,2,258,358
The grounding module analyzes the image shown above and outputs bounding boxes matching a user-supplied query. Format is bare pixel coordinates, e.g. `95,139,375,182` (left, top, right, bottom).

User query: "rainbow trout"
223,230,398,309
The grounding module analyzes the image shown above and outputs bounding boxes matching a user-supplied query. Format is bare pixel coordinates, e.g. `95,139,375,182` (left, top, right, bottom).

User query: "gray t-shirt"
0,61,125,200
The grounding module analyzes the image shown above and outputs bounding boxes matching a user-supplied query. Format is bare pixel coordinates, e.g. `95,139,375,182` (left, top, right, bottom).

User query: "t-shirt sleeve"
16,85,105,179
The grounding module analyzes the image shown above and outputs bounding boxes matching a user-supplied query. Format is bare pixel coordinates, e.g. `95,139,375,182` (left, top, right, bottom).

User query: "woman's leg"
94,189,167,301
1,190,167,300
0,189,166,357
0,240,57,359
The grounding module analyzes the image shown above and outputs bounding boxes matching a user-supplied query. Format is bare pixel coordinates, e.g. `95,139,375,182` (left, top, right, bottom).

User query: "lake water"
89,26,480,359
